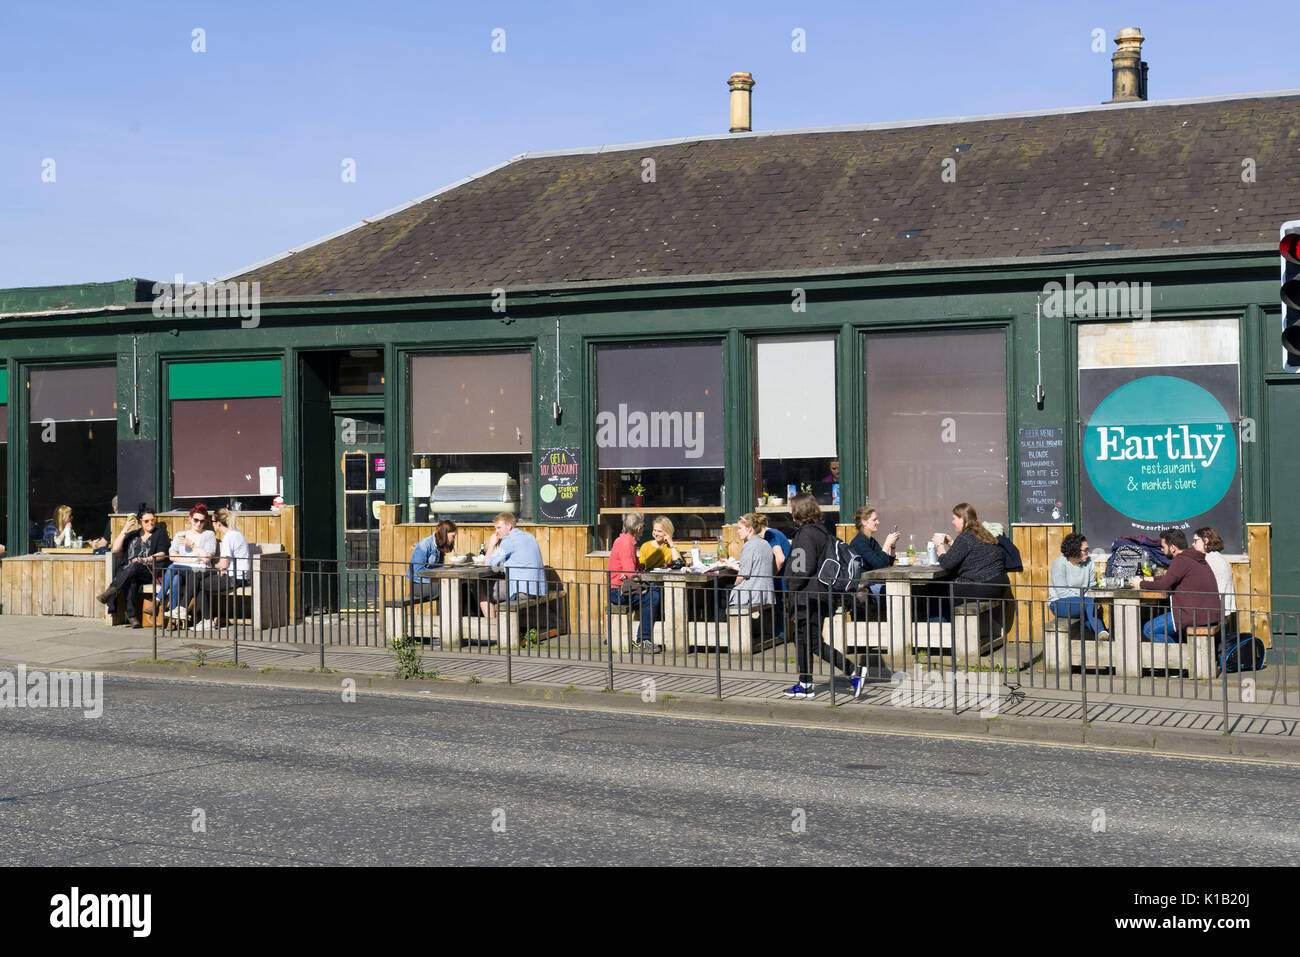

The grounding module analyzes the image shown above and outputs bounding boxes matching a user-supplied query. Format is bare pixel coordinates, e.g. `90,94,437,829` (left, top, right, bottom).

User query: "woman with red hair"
161,503,217,619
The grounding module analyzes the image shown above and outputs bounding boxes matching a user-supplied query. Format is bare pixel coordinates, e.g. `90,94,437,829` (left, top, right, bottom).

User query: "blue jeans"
160,565,194,608
610,585,662,641
1050,596,1107,636
1143,612,1178,643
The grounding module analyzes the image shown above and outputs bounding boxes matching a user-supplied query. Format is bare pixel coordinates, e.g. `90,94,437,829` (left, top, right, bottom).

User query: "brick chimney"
1106,28,1148,103
728,72,755,132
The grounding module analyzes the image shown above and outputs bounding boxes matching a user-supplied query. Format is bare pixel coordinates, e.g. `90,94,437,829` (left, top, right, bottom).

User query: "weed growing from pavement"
467,674,482,685
260,666,279,673
192,647,209,667
563,684,578,691
392,636,427,679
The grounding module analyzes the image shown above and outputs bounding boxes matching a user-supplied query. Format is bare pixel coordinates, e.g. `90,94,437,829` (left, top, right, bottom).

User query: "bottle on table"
906,534,916,563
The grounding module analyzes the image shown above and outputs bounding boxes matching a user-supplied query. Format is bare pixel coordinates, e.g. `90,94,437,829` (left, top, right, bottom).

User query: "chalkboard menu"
538,448,581,522
1017,428,1066,522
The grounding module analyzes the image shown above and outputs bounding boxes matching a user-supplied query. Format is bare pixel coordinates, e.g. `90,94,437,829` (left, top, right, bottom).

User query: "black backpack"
816,529,863,606
1219,634,1266,673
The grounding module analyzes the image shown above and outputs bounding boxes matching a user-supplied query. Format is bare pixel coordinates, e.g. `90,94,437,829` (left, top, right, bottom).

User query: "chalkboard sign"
1017,428,1066,522
537,448,581,522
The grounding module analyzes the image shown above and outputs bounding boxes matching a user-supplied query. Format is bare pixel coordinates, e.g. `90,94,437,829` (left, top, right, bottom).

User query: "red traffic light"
1282,233,1300,265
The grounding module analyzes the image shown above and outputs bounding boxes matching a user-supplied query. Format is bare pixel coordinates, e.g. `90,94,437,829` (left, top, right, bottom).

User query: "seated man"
98,509,170,627
479,512,547,617
191,509,251,630
1130,528,1222,642
1048,532,1109,640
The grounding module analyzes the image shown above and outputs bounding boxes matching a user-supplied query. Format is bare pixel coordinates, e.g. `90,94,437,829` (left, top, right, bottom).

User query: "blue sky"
3,0,1294,287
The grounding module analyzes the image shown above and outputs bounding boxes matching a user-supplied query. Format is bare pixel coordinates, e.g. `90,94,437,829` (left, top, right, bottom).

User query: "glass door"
335,413,385,610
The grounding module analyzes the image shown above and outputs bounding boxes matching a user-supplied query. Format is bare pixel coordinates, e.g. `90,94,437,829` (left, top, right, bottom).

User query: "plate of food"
767,496,784,506
448,554,469,565
471,555,486,565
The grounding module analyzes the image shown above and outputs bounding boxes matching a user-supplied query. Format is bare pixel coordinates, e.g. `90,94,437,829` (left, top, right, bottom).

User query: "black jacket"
119,527,171,568
849,532,895,572
938,530,1007,585
787,523,835,594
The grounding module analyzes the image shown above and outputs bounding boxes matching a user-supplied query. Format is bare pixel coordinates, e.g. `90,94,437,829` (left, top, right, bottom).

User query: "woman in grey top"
724,513,775,608
1048,532,1109,639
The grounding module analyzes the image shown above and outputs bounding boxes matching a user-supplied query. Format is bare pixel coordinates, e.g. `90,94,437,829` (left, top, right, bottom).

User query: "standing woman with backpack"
783,494,866,699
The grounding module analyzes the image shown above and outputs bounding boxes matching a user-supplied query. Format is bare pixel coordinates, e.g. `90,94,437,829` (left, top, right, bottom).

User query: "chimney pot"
728,72,755,133
1106,27,1148,103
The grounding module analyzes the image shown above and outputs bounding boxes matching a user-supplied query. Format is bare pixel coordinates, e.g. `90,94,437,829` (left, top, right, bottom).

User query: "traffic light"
1282,222,1300,368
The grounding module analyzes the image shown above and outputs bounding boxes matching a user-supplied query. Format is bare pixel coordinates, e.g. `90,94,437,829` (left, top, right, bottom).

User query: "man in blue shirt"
759,518,792,640
480,512,547,616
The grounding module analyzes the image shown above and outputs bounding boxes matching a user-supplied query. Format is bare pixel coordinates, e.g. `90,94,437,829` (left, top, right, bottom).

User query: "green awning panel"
168,359,281,400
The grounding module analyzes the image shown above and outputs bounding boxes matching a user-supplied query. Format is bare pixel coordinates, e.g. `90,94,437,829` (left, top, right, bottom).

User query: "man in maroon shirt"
1129,528,1223,642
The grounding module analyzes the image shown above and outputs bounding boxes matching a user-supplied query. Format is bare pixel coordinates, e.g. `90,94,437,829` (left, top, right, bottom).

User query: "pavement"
1,613,1298,763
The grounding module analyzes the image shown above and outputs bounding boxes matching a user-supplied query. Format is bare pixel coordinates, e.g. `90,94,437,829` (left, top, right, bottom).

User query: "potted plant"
628,482,646,507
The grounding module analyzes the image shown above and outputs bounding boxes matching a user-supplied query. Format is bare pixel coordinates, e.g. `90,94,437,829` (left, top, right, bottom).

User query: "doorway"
335,412,385,610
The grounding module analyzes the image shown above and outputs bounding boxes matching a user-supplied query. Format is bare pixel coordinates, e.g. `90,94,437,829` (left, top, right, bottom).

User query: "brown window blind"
865,329,1008,536
171,397,283,497
409,352,532,454
29,366,116,422
0,406,7,444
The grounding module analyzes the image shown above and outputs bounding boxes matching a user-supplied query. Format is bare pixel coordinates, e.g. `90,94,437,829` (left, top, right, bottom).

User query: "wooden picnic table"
642,565,737,653
416,562,503,647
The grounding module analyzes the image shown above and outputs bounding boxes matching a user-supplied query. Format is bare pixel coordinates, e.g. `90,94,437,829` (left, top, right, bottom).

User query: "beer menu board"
1017,428,1066,522
538,447,581,521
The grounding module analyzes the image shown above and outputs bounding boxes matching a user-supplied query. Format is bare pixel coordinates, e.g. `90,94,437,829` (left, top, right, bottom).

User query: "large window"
594,341,725,543
1078,318,1243,553
28,364,118,549
865,329,1008,544
169,359,283,509
0,368,8,550
753,337,839,513
408,351,532,523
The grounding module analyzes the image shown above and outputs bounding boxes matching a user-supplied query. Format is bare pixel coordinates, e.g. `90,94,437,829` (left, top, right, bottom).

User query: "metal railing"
145,560,1297,719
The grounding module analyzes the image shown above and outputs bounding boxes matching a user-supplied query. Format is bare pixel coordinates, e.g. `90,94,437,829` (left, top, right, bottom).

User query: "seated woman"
720,513,775,615
161,504,217,619
638,516,681,570
921,502,1010,621
849,506,900,616
1048,532,1109,640
408,520,457,597
41,505,75,548
608,512,662,651
1193,526,1237,631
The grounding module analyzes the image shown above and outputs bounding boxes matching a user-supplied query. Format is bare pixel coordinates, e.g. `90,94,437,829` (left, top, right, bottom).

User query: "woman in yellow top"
638,516,680,570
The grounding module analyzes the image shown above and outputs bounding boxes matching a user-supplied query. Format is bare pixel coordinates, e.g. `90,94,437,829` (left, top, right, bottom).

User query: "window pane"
595,342,724,469
756,338,836,459
865,330,1008,540
171,396,283,498
410,352,532,454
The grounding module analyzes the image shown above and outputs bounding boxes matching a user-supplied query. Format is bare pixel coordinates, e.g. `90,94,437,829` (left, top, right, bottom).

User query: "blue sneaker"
851,665,868,699
783,682,815,699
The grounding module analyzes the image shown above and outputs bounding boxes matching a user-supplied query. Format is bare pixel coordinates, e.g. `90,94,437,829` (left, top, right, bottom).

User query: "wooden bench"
1140,623,1221,678
608,600,666,652
105,543,289,629
483,567,569,649
685,603,777,654
383,586,441,641
1041,615,1139,674
913,592,1016,660
824,598,908,666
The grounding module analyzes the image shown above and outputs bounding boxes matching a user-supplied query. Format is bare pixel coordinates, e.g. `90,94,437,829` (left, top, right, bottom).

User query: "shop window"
169,359,283,510
594,341,725,544
27,365,118,549
753,337,839,514
408,352,532,523
864,330,1008,544
1078,318,1243,553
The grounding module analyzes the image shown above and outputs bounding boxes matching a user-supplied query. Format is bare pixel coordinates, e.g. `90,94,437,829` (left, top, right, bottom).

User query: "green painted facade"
1,247,1294,597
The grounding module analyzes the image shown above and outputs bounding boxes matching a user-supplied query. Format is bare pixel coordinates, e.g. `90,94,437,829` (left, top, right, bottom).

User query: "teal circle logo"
539,483,558,504
1083,376,1236,522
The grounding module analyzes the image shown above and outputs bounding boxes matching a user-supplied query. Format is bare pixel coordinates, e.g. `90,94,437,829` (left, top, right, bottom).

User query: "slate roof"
230,92,1300,298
